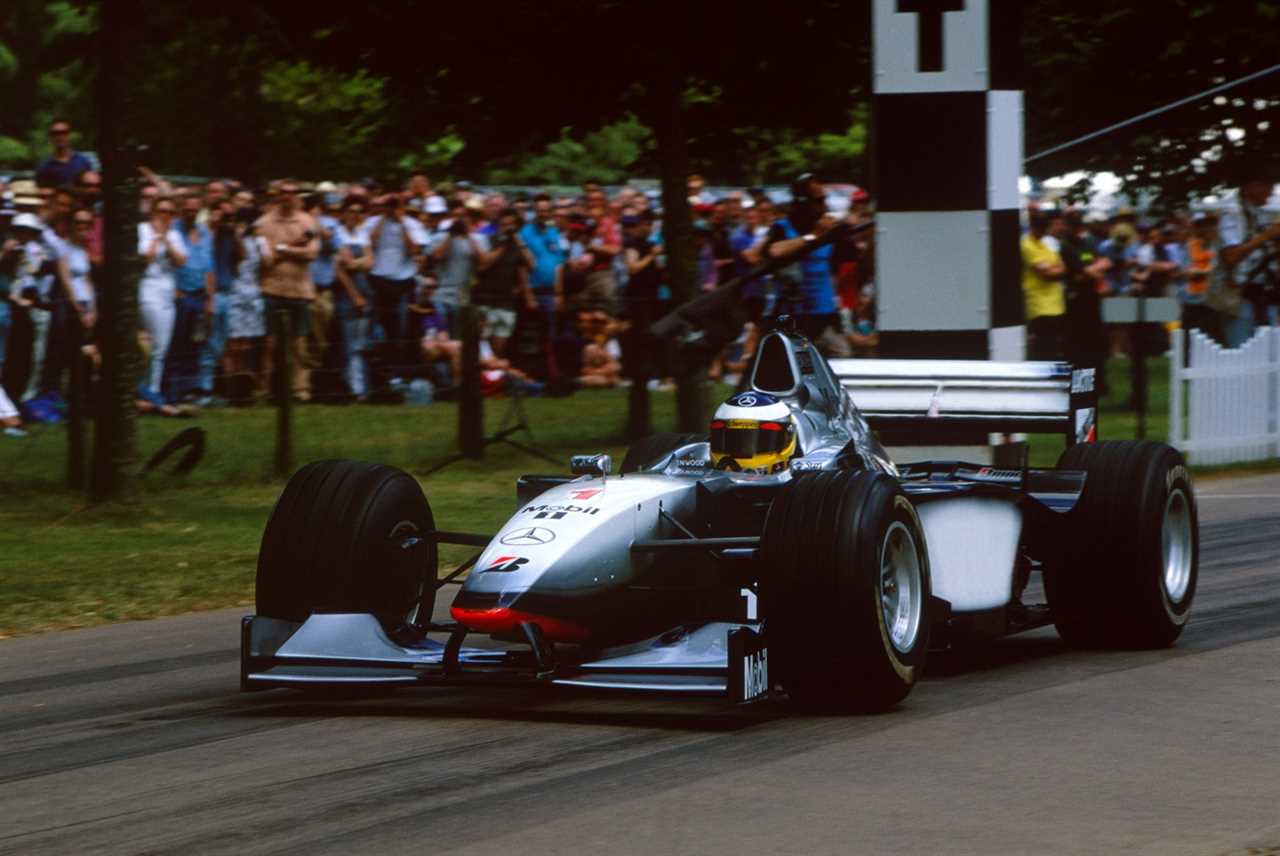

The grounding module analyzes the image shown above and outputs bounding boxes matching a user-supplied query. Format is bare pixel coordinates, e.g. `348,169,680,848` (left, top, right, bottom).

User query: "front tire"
256,460,438,628
761,470,931,712
1044,441,1198,648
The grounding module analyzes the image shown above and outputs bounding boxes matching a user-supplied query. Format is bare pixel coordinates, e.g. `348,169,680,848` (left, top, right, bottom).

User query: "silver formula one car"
241,328,1199,711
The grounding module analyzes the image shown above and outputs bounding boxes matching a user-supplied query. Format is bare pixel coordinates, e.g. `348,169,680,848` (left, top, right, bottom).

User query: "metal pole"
458,304,483,459
273,308,293,477
66,320,85,490
1133,297,1148,440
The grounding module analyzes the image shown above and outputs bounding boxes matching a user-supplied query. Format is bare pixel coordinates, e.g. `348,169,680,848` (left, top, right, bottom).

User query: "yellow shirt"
1021,233,1065,320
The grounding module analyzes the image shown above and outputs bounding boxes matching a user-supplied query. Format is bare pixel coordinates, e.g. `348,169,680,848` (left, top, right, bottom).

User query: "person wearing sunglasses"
137,196,187,401
35,119,92,190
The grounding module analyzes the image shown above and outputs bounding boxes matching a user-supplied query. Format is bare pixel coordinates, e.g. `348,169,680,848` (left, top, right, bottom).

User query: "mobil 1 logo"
520,503,601,521
728,627,769,704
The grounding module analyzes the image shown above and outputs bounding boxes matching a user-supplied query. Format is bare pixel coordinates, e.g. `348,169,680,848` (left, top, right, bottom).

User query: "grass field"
0,355,1265,637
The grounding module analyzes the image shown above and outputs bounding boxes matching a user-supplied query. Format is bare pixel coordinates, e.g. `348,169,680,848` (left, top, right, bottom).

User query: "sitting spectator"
411,284,460,386
847,286,879,357
35,119,92,190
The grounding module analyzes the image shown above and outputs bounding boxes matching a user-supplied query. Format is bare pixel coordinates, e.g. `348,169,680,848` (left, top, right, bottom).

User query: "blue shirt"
174,222,213,294
35,152,92,189
772,218,835,315
309,214,340,287
519,221,566,290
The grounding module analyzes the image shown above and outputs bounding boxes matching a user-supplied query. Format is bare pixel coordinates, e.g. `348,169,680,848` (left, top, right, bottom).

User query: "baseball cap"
12,212,45,231
425,195,447,214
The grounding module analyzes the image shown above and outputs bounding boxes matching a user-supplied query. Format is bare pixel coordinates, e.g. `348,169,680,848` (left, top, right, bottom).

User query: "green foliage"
0,135,31,169
485,116,655,185
259,61,392,179
396,133,467,180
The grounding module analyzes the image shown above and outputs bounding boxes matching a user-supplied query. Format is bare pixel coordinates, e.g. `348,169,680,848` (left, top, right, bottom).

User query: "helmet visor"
709,419,790,460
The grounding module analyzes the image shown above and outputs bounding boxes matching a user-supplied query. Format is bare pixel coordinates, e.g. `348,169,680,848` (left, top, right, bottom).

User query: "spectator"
255,180,319,402
577,188,622,314
1183,212,1223,343
766,174,848,356
1021,210,1067,360
365,192,428,388
620,211,664,387
433,206,490,338
1059,210,1111,394
471,208,534,357
137,197,186,401
0,383,25,437
75,172,104,266
519,194,567,333
163,193,215,403
412,283,460,386
224,206,266,402
847,286,879,357
35,119,92,190
334,197,374,400
1216,174,1280,346
197,199,239,405
305,192,341,391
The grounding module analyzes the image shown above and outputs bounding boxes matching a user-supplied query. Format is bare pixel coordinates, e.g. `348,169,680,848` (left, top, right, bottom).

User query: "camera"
448,219,469,237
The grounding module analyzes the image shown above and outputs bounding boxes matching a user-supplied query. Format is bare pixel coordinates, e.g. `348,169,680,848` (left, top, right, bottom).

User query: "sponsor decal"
742,648,769,703
568,488,602,500
733,393,760,407
499,527,556,546
675,457,709,470
1071,368,1096,394
520,503,601,519
480,556,530,573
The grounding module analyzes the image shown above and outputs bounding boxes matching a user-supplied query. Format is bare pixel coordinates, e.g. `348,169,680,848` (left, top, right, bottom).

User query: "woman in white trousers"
137,198,186,399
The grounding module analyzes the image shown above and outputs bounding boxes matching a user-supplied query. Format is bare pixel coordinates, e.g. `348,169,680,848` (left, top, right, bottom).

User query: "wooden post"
458,303,483,459
273,309,293,478
66,320,85,490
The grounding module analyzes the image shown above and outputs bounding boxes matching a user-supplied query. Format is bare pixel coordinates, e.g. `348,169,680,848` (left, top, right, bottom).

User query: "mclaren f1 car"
241,327,1198,711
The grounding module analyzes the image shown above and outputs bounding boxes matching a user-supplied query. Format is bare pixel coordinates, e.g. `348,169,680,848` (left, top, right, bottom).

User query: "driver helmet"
710,392,797,474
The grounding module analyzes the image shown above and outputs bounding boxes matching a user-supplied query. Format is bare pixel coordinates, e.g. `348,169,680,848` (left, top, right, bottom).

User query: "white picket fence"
1169,327,1280,465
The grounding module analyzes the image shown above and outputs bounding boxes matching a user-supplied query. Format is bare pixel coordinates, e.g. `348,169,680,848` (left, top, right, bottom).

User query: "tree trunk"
89,0,144,502
646,64,707,434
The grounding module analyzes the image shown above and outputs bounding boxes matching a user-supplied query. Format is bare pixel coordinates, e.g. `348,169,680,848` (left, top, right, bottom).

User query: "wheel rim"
388,519,427,623
880,521,923,654
1162,488,1193,603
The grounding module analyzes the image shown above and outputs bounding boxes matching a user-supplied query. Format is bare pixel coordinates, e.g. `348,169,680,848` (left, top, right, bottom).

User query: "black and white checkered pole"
872,0,1024,362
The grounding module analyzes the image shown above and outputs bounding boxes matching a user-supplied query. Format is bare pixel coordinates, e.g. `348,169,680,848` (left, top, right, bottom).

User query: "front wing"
241,614,770,704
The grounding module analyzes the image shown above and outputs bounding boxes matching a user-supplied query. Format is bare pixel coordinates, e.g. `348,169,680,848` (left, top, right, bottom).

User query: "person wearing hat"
765,173,848,357
1215,174,1280,346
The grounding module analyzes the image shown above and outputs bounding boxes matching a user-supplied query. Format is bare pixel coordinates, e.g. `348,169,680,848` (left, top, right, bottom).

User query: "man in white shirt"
363,193,428,387
1216,175,1280,346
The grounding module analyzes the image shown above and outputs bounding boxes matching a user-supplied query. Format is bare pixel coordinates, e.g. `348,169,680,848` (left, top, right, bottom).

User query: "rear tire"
619,432,709,474
256,460,438,627
761,470,930,712
1044,441,1198,648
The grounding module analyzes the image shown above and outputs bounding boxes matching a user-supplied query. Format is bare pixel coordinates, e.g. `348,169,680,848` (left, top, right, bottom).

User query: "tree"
1023,1,1280,205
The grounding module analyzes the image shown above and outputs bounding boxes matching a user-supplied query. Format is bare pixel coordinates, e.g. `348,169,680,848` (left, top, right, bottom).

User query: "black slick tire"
619,432,709,474
1044,440,1198,648
256,460,438,627
761,470,931,712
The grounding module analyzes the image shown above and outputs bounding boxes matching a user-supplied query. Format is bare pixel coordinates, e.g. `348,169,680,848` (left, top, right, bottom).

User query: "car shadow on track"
223,685,786,733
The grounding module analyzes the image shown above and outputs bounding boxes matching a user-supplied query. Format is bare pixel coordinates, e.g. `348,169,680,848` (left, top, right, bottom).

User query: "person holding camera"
1215,174,1280,346
254,180,319,402
470,208,534,358
433,207,491,339
364,192,428,389
766,173,848,356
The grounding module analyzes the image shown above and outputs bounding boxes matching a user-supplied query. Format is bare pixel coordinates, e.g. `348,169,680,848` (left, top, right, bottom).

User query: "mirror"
570,454,612,477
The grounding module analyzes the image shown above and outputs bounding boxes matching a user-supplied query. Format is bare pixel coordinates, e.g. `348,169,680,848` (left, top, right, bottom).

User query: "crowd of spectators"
1021,174,1280,397
2,117,1275,439
0,121,880,434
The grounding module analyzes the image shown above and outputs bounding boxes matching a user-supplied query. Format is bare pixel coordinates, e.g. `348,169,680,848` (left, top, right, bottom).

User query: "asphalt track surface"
2,473,1279,855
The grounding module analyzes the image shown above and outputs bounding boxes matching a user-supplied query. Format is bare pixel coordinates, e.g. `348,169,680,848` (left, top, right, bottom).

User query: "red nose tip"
450,606,592,642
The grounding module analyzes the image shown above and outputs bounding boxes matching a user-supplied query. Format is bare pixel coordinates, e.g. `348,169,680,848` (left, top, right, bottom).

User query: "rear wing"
827,358,1099,447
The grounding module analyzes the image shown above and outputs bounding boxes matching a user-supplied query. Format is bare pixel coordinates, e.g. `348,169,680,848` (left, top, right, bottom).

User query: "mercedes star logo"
500,526,556,546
